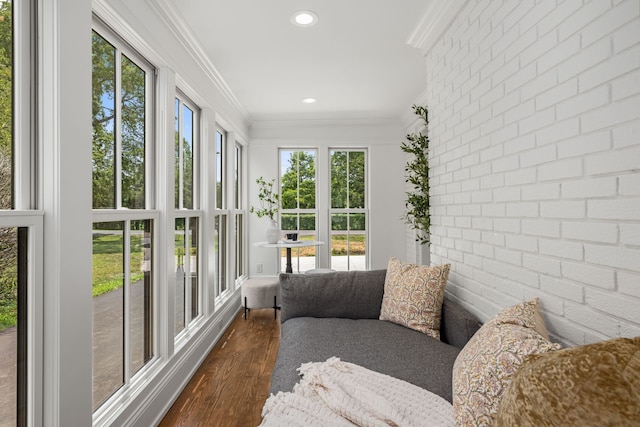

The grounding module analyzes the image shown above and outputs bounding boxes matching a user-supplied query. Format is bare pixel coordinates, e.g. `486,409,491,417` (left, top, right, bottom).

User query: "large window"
233,143,245,281
0,1,42,426
91,23,155,411
279,150,317,272
214,129,228,295
330,149,367,270
174,93,201,338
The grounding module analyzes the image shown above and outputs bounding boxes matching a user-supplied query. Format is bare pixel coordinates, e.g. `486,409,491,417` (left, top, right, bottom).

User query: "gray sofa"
269,269,482,403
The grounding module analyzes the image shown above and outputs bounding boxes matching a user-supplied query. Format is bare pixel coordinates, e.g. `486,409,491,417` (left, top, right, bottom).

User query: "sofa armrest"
279,269,387,323
440,296,482,349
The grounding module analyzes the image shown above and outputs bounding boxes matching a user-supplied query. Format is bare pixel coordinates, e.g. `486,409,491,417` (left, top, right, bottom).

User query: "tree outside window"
279,150,317,272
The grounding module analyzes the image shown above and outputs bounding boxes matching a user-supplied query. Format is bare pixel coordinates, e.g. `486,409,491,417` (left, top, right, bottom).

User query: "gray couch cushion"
279,270,387,323
441,297,482,349
270,317,461,402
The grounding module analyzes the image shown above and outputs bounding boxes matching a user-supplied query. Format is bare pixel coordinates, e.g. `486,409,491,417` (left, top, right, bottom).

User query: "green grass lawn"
92,232,146,297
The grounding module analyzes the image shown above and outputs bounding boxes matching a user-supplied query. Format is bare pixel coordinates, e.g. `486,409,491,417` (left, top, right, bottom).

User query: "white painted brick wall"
424,0,640,346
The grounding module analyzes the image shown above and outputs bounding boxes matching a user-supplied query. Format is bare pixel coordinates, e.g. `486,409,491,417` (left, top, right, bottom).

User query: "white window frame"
90,19,160,416
174,92,200,210
278,149,319,273
0,213,43,427
92,18,156,210
2,1,44,425
173,91,204,345
328,148,369,271
214,128,230,298
233,141,247,283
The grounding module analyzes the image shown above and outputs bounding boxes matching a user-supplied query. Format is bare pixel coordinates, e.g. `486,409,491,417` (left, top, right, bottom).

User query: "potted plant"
250,177,281,243
401,105,430,247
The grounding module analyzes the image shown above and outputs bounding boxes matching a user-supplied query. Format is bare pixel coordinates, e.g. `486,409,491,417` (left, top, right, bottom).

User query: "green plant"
250,177,280,220
401,105,430,245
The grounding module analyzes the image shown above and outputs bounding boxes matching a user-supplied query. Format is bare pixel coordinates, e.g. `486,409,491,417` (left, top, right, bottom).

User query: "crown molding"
145,0,252,124
407,0,469,55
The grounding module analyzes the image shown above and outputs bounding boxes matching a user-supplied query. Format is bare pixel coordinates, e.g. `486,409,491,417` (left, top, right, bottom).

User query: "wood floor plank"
159,309,280,427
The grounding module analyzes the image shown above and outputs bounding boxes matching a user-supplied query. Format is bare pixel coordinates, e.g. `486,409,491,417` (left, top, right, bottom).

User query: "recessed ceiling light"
291,10,318,27
302,98,317,104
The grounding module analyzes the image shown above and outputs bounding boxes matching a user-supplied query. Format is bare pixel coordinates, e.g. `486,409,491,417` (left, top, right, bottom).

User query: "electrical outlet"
257,263,263,273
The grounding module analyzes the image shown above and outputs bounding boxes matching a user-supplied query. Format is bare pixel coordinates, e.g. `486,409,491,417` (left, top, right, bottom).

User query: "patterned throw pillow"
379,257,450,340
452,298,561,427
496,336,640,427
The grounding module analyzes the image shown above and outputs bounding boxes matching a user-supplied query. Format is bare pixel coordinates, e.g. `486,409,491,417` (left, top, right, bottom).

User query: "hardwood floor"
159,308,281,427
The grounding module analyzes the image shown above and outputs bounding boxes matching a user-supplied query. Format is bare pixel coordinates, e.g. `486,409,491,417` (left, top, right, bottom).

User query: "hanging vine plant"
401,105,430,245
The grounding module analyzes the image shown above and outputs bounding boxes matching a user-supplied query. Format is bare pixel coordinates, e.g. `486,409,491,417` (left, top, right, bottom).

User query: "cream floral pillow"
379,257,450,339
452,298,561,426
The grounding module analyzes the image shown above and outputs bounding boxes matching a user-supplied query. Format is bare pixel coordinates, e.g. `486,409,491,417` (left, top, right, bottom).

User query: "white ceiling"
167,0,431,122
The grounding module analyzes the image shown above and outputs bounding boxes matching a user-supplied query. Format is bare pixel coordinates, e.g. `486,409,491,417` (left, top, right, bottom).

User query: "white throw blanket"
260,357,454,427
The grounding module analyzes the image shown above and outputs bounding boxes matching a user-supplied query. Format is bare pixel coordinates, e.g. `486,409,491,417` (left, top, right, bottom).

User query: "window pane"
174,218,185,335
348,151,365,208
235,214,244,279
349,213,367,271
216,131,224,209
280,150,316,209
130,220,153,376
91,31,116,209
330,151,347,209
182,106,194,210
92,222,125,410
121,55,145,209
214,215,227,294
280,213,296,231
0,226,27,425
300,213,316,231
188,217,199,320
174,98,180,209
234,145,241,209
0,1,12,210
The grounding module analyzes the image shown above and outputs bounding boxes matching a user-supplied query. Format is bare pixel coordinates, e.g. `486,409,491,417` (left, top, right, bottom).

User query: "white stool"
241,278,280,319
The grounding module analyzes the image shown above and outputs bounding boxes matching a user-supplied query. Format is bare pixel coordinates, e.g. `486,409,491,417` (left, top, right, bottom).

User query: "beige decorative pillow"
496,336,640,427
379,257,450,339
452,298,561,427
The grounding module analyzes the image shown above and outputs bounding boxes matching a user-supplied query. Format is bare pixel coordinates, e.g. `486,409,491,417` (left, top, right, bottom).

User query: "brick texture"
422,0,640,346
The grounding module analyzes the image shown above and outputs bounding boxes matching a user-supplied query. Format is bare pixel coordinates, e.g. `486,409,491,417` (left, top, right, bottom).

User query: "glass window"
92,221,125,409
130,220,153,375
234,143,245,280
330,150,367,271
0,226,28,426
279,150,317,272
214,215,227,295
175,94,198,210
214,130,228,295
174,217,199,337
1,2,40,424
174,92,201,340
91,23,155,411
216,131,225,210
92,30,150,210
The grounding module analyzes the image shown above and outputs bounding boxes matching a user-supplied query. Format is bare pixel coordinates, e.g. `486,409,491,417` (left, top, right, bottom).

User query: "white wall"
249,119,407,276
422,0,640,346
